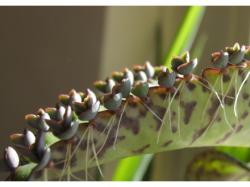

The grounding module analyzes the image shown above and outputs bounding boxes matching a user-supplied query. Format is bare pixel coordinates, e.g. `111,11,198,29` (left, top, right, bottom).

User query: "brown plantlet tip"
58,94,69,100
69,89,82,103
37,108,46,115
25,114,37,121
45,107,57,117
211,51,222,61
133,65,144,72
211,51,229,69
94,80,106,87
9,133,23,141
112,71,124,82
69,89,77,95
181,51,190,62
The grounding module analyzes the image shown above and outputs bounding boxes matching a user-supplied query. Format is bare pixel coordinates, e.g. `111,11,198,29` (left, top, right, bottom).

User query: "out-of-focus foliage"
186,150,250,181
216,147,250,163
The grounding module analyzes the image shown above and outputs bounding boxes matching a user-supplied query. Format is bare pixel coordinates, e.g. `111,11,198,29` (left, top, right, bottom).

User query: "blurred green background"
1,6,250,180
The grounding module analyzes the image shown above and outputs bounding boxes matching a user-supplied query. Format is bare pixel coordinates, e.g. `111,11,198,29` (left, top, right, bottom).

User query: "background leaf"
185,150,250,181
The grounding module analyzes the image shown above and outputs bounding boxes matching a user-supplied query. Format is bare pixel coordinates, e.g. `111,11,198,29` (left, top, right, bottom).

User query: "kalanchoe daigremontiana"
4,146,19,170
133,67,148,82
132,81,149,98
177,58,198,75
25,109,51,131
9,129,36,148
45,105,65,121
118,78,132,97
171,51,190,71
103,86,123,110
226,43,246,65
68,89,82,105
144,61,155,79
211,51,229,69
46,105,79,140
133,61,155,79
73,89,100,121
94,78,116,94
58,89,84,107
23,129,36,147
124,68,134,86
109,68,134,98
158,67,177,88
3,43,250,181
171,51,198,76
33,131,51,171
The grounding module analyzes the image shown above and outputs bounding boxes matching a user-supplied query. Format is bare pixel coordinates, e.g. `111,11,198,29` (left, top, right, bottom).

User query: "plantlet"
1,43,250,181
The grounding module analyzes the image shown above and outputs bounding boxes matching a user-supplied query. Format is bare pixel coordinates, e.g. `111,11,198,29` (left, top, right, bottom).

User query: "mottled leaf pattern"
3,44,250,180
29,64,250,180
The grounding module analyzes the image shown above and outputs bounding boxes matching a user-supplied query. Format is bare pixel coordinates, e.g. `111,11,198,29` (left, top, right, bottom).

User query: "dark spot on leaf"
122,114,140,135
199,79,210,93
235,124,243,133
241,111,248,120
171,125,178,133
162,140,173,147
186,82,196,91
243,93,249,100
207,97,220,119
191,125,208,144
151,106,166,131
224,88,235,106
141,96,153,107
216,116,221,122
239,69,247,82
180,101,197,124
222,74,230,82
158,91,169,101
132,144,150,154
94,122,108,133
216,131,233,144
139,107,148,117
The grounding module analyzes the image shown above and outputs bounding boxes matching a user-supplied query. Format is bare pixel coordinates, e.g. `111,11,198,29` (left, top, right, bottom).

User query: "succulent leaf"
4,43,250,181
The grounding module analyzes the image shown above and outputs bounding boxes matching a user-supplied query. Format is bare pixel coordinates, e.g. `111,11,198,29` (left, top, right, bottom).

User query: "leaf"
21,61,250,181
216,147,250,163
14,163,37,181
45,132,60,147
112,6,206,181
112,154,153,181
185,150,250,181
